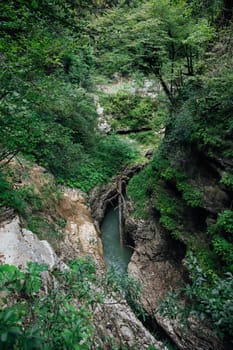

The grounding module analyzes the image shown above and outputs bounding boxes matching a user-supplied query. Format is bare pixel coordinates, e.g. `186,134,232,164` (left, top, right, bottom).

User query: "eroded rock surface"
57,187,105,269
128,219,185,314
0,216,63,270
57,187,166,348
93,294,166,350
126,215,223,350
156,314,223,350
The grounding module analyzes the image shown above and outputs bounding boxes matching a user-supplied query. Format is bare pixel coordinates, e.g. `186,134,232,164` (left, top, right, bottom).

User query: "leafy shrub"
171,70,233,164
96,134,137,173
212,236,233,268
216,210,233,234
128,157,184,238
158,253,233,339
176,182,202,207
0,259,100,349
186,254,233,338
0,171,26,215
106,268,147,321
127,164,154,218
208,210,233,271
220,173,233,190
100,91,157,130
65,134,137,192
152,155,202,207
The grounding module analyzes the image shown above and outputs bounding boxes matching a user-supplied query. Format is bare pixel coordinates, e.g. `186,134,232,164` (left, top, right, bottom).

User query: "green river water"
101,206,133,277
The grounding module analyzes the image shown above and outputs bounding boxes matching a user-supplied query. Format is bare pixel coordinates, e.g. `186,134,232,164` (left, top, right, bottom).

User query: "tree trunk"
158,74,175,105
118,178,124,246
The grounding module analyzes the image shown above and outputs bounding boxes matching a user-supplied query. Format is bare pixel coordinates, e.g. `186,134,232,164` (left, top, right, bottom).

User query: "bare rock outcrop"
128,219,185,314
126,216,223,350
93,294,166,350
155,314,223,350
57,187,105,269
0,216,63,270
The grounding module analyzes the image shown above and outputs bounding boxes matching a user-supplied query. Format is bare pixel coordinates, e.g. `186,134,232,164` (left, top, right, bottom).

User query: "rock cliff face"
123,146,232,350
57,187,105,269
181,151,231,215
93,293,166,349
126,215,223,350
90,163,225,350
0,159,166,349
127,219,186,313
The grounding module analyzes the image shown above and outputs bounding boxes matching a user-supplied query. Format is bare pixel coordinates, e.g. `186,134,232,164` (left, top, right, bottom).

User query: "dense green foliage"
1,0,233,346
100,91,158,130
208,210,233,270
0,259,99,349
91,0,214,104
0,0,136,195
0,259,150,349
159,254,233,339
127,24,233,337
113,0,233,341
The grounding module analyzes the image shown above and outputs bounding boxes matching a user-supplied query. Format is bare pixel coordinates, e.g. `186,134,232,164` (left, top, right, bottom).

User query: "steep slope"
127,25,233,348
0,158,167,349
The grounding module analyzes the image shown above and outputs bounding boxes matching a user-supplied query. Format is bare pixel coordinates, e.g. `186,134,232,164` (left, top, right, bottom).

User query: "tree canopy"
91,0,215,103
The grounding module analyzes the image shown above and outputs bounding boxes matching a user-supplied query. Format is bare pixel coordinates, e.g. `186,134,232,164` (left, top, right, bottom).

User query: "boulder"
0,216,64,270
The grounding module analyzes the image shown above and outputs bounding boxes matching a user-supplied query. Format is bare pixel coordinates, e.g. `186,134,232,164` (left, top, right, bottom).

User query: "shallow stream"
101,206,133,277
